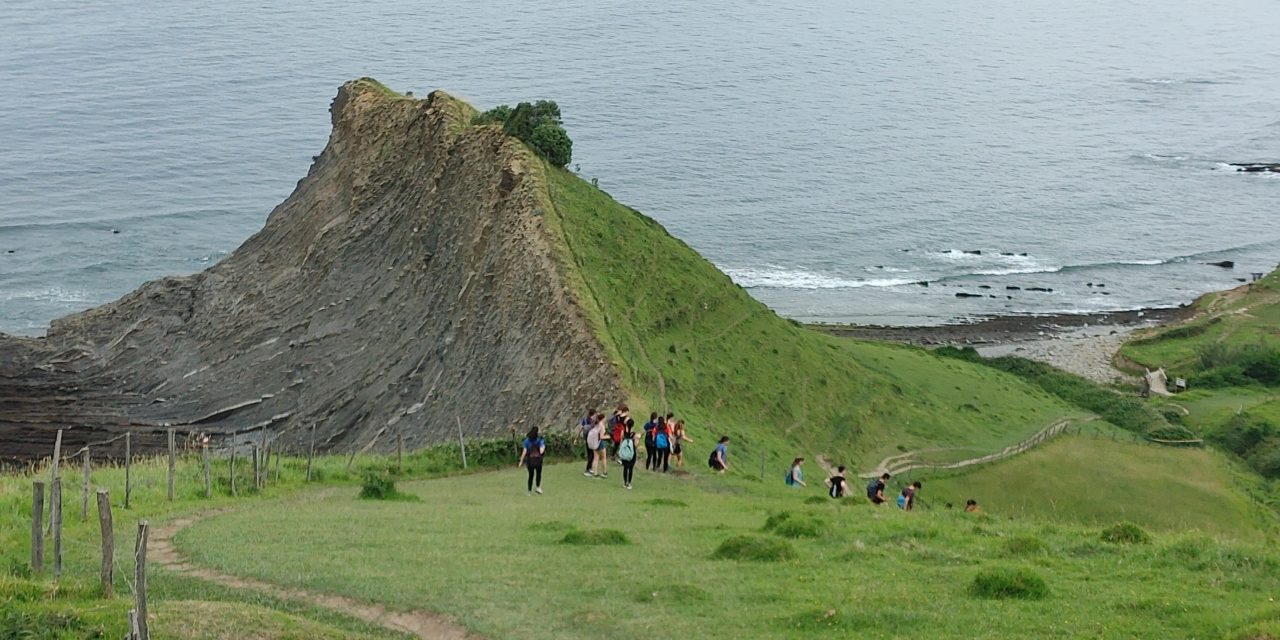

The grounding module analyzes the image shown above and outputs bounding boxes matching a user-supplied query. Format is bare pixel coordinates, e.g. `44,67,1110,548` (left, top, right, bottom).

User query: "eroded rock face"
0,80,622,460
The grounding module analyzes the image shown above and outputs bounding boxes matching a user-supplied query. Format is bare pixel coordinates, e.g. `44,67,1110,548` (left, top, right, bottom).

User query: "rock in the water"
1230,163,1280,173
1205,261,1235,269
963,250,982,255
1026,287,1054,293
955,292,983,298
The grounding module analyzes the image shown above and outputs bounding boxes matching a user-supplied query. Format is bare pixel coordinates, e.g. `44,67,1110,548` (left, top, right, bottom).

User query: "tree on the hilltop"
473,100,572,167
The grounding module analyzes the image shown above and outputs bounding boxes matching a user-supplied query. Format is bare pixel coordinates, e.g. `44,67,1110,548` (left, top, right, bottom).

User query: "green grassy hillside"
923,434,1274,541
539,164,1078,467
178,463,1280,640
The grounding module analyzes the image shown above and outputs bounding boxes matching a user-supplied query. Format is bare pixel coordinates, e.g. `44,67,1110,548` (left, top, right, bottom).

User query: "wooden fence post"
96,489,114,598
203,442,212,499
306,424,315,482
124,432,132,509
457,417,467,469
166,429,176,501
397,433,404,474
129,610,140,640
260,429,269,488
48,429,62,531
31,481,44,573
134,520,150,640
252,445,260,491
229,431,237,497
51,478,62,578
273,445,281,483
81,447,91,521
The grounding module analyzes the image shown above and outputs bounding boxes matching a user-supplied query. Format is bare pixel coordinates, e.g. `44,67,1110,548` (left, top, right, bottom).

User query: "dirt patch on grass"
152,509,482,639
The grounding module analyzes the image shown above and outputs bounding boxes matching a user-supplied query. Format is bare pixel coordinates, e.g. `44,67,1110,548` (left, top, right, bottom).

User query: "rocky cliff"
0,79,622,460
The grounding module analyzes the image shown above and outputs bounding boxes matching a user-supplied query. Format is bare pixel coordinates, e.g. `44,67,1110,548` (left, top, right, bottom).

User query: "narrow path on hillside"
150,507,482,640
816,417,1085,480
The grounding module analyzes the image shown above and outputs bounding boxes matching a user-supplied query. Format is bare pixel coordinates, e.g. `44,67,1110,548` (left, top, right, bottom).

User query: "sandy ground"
816,307,1189,384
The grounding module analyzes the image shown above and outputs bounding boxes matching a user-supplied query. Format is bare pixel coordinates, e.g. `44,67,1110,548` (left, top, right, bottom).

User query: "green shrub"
1100,522,1152,545
968,568,1049,600
359,470,397,499
561,529,630,546
762,511,792,531
712,535,796,561
803,495,828,505
0,608,86,639
473,100,573,167
1005,536,1049,556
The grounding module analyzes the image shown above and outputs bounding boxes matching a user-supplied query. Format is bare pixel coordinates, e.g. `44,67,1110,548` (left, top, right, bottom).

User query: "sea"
2,0,1279,335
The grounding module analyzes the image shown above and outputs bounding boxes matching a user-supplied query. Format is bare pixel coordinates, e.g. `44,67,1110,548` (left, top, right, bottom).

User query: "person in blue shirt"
518,427,546,495
708,436,730,473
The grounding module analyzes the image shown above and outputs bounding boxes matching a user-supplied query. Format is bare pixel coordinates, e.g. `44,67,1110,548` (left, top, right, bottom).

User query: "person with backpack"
898,481,922,511
785,457,807,487
618,418,638,489
671,419,693,469
654,416,673,473
826,466,849,498
643,413,659,471
866,472,890,505
581,409,597,477
517,427,545,495
610,405,628,461
707,436,730,473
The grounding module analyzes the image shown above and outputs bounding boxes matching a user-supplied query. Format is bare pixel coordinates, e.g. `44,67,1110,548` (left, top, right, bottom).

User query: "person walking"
654,417,672,473
826,466,849,498
708,436,730,473
643,413,659,471
866,472,890,505
618,418,638,489
898,481,922,511
671,419,693,469
590,415,608,478
518,427,545,495
581,409,596,477
785,457,807,487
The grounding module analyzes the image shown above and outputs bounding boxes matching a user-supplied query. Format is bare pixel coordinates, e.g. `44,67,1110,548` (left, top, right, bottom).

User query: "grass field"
175,454,1280,640
539,164,1079,469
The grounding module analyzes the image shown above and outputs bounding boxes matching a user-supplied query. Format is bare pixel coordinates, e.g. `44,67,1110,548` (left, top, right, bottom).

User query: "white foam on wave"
0,287,92,304
724,265,915,290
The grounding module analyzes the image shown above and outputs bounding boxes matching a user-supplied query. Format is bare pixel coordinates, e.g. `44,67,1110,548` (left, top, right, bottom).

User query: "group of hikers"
517,405,730,494
788,458,980,512
516,405,980,512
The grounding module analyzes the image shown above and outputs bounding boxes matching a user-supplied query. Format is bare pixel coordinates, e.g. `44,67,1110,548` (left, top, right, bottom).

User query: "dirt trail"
816,418,1083,481
150,510,481,640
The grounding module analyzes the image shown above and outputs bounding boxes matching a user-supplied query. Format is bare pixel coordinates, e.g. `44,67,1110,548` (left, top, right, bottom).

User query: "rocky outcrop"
0,79,622,460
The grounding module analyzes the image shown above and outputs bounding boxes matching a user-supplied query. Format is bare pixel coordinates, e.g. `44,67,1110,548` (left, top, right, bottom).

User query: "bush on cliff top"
474,100,573,167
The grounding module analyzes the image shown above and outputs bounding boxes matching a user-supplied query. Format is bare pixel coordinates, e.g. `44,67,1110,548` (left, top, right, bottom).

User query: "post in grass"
167,428,176,501
202,434,212,499
81,446,91,521
31,480,44,573
134,520,150,640
51,477,63,578
97,489,114,598
124,431,132,509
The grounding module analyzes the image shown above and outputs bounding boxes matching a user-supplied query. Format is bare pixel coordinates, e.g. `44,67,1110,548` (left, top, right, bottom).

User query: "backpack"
784,469,795,486
526,439,543,462
866,478,881,499
618,437,636,462
655,432,669,449
829,476,845,498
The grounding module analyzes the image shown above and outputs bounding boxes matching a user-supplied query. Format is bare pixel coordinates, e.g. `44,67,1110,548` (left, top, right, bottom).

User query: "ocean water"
2,0,1278,334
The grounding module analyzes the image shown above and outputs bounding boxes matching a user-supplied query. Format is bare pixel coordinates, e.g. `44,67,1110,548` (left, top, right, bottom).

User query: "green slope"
923,434,1274,541
537,163,1078,467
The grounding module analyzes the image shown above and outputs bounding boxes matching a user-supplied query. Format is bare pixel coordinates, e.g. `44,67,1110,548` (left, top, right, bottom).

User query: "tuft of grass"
968,567,1049,600
359,470,418,501
644,498,688,507
528,520,575,532
711,535,796,562
1005,536,1050,556
561,529,629,546
770,517,826,539
1100,522,1152,545
803,495,828,505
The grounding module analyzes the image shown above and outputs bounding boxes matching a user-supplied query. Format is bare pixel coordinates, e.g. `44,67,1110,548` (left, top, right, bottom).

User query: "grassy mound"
1100,522,1152,545
968,568,1049,600
762,511,826,538
644,498,689,507
540,164,1076,466
711,535,796,561
561,529,630,546
1005,536,1050,556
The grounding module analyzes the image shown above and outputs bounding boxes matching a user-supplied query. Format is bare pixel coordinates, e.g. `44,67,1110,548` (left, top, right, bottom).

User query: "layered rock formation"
0,79,622,460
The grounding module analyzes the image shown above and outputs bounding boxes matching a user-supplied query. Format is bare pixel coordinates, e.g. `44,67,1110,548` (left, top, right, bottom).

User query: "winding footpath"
150,507,482,640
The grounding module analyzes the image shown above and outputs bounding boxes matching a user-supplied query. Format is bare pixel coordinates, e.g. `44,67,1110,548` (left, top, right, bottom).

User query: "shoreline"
812,306,1194,384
